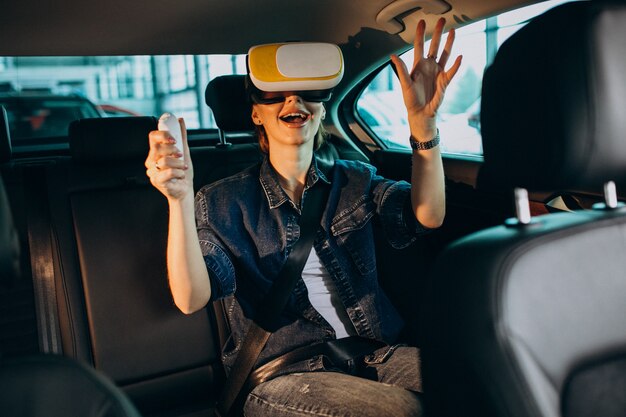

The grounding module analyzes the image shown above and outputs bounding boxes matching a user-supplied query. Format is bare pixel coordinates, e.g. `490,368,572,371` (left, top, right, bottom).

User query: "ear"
321,107,326,120
251,109,262,125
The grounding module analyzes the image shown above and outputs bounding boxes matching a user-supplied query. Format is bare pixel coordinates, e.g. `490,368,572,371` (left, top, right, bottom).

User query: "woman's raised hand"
145,118,194,201
391,18,462,135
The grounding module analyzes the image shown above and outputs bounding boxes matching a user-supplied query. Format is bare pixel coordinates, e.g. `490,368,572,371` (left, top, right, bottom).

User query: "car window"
0,96,103,139
0,55,247,140
355,0,576,156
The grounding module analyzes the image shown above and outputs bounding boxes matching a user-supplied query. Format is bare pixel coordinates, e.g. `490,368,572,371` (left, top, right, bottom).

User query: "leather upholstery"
423,2,626,417
0,355,141,417
205,75,255,132
69,116,157,162
60,117,220,413
1,123,141,416
478,1,626,191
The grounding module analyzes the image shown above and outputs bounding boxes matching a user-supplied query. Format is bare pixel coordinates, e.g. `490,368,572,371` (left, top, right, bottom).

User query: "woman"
146,17,461,417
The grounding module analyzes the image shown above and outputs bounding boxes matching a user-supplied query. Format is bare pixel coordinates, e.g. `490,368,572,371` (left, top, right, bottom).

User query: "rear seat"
1,165,143,417
46,116,233,416
0,75,367,416
0,115,263,416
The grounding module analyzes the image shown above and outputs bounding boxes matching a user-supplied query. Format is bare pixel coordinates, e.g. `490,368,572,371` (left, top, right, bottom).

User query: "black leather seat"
422,2,626,417
28,115,261,416
58,117,220,415
0,355,142,417
0,168,141,417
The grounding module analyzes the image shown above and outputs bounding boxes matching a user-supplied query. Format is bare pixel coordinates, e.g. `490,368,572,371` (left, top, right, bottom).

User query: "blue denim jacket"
195,155,429,374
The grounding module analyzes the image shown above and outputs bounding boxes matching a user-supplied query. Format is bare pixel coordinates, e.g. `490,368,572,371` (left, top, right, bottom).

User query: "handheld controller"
158,112,182,144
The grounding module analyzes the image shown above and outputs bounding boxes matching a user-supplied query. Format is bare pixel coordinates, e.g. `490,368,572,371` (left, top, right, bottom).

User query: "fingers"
148,167,188,194
413,18,456,72
391,54,412,90
148,153,186,187
152,167,186,184
145,127,189,194
445,55,463,83
420,17,462,81
412,19,426,70
438,27,455,68
427,18,446,59
146,130,182,169
429,54,463,111
155,154,186,171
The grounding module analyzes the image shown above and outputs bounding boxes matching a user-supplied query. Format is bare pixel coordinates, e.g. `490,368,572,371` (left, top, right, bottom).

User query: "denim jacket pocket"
331,197,377,275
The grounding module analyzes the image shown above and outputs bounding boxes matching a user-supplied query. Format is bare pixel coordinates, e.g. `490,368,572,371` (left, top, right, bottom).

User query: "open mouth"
279,112,310,126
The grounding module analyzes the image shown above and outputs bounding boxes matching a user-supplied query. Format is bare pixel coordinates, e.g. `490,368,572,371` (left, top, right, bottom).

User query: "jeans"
243,346,423,417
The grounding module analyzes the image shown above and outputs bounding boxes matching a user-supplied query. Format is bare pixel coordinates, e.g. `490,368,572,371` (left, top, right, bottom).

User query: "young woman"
146,18,461,417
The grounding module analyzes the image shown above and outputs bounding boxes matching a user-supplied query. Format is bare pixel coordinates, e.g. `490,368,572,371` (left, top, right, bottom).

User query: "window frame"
346,0,576,160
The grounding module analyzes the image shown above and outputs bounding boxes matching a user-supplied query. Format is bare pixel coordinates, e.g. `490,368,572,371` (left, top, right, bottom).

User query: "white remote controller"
158,112,182,145
158,113,183,168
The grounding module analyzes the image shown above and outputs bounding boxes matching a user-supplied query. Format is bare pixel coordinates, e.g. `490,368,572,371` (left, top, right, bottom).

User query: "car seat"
0,170,142,417
421,2,626,417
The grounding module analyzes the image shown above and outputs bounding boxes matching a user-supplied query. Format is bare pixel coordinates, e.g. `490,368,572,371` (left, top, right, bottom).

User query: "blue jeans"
243,346,423,417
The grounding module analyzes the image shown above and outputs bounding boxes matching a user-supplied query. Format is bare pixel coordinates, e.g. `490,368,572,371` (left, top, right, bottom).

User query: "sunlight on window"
356,0,577,156
0,54,248,135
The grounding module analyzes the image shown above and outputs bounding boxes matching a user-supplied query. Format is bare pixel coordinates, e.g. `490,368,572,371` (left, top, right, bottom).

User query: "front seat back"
0,355,142,417
422,2,626,417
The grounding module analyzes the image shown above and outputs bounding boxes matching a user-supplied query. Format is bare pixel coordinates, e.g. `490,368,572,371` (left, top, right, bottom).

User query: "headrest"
0,174,20,287
0,106,11,163
478,1,626,191
69,116,157,162
247,42,344,93
205,75,255,132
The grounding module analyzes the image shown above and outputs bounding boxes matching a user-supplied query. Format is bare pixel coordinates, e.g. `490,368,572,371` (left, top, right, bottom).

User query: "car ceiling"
0,0,543,119
1,0,541,57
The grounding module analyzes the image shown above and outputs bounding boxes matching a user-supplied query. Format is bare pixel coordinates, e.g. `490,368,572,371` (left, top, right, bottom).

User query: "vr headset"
247,42,344,104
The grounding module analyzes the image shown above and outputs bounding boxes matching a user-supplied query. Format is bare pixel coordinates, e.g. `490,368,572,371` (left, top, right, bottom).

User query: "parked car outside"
0,93,104,140
98,104,142,117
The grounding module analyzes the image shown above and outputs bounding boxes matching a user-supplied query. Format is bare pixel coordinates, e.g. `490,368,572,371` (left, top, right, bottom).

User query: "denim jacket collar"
259,154,331,210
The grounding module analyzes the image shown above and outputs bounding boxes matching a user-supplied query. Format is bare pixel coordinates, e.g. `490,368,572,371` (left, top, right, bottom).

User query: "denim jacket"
195,154,429,374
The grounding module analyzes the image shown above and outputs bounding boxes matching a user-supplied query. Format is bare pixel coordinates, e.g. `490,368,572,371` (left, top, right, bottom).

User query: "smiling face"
251,94,325,153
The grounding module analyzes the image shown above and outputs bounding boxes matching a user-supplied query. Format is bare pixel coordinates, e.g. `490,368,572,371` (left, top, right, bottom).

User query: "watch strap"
410,128,440,151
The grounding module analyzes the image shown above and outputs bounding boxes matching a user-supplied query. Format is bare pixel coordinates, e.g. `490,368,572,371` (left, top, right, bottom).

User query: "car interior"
1,0,625,416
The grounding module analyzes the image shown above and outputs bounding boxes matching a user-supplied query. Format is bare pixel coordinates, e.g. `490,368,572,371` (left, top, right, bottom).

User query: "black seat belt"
24,164,62,354
216,181,330,417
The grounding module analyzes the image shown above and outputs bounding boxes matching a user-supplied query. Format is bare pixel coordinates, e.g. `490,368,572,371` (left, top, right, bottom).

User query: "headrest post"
217,129,231,148
514,187,532,225
604,181,618,209
505,187,536,227
592,181,625,211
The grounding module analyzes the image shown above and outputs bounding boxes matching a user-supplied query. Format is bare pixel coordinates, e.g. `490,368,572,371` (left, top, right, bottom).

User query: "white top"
301,249,356,338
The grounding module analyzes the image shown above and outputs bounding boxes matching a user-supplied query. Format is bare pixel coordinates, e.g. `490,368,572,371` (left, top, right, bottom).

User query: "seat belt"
216,181,330,417
24,164,62,354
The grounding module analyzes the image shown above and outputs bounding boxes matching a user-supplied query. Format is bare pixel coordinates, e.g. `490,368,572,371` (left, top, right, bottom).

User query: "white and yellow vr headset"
247,42,344,104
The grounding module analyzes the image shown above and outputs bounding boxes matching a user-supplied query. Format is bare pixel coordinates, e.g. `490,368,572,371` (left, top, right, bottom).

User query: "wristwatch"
409,129,440,151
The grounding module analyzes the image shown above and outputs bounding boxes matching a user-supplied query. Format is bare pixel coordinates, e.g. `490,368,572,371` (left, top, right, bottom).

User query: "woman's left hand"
391,17,462,136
